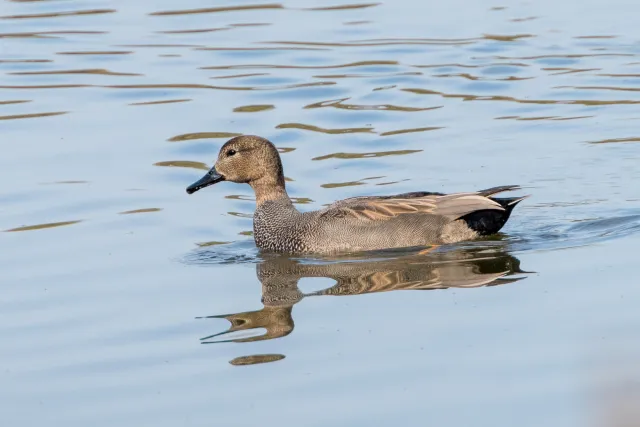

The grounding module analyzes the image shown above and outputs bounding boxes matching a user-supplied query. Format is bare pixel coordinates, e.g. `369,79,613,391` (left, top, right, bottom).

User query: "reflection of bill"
199,245,527,361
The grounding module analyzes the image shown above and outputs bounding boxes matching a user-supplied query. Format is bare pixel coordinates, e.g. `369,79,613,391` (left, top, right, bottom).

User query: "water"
1,0,640,425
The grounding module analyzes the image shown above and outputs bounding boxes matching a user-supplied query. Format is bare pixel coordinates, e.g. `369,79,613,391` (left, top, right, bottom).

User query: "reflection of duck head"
200,245,527,346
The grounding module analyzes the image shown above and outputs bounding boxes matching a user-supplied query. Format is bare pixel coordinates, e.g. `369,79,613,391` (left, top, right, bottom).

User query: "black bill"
186,166,225,194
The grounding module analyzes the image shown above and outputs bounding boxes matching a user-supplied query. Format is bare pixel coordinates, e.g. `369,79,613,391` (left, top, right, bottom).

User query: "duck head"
186,135,285,196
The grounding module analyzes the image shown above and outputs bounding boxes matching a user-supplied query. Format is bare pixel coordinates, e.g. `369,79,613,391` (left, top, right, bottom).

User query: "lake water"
2,0,640,425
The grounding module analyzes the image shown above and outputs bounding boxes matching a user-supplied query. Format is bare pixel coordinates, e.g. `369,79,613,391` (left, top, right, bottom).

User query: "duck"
186,135,528,254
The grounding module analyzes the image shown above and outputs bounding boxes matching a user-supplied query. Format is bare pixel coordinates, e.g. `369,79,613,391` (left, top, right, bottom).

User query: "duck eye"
226,149,237,157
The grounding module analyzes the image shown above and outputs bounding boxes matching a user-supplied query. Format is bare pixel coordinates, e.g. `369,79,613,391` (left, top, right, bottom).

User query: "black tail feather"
460,195,528,236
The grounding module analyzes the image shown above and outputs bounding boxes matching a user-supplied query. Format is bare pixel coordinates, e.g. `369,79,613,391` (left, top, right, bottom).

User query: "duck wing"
319,188,516,222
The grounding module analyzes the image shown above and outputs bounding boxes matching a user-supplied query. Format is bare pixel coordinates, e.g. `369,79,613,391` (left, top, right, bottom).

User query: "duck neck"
250,175,291,207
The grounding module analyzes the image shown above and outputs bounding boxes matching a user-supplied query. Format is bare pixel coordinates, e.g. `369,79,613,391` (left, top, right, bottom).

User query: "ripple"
168,132,241,142
433,72,533,81
0,100,30,105
260,38,477,47
103,82,336,91
0,58,52,63
158,28,229,35
535,215,640,249
196,241,232,247
376,179,410,186
229,354,286,366
0,111,67,120
5,220,82,232
588,137,640,144
313,71,422,79
574,35,618,39
493,53,634,60
57,51,132,56
291,197,313,204
130,99,191,106
598,73,640,78
9,68,141,76
312,149,422,161
564,85,640,92
530,200,607,208
543,67,600,75
495,115,594,121
510,16,538,22
153,160,209,170
403,87,640,105
276,123,374,134
321,180,366,189
183,240,262,265
154,23,278,35
0,30,107,39
201,60,399,70
0,84,90,89
233,104,275,113
228,212,252,218
304,3,380,11
41,180,88,185
150,4,283,16
304,98,439,112
414,62,529,69
320,176,384,188
198,46,328,52
482,33,534,42
118,208,162,215
211,73,269,80
379,126,443,136
228,23,272,27
0,9,116,20
225,195,254,201
504,211,640,253
117,44,203,49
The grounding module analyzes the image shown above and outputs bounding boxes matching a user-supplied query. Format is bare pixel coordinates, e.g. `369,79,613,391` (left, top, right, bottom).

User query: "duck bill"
186,166,225,194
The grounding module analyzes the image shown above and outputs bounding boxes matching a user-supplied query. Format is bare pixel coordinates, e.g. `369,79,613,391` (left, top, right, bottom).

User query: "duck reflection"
199,245,527,348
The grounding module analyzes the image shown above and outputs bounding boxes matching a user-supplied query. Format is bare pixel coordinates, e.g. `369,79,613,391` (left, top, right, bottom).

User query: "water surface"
1,0,640,426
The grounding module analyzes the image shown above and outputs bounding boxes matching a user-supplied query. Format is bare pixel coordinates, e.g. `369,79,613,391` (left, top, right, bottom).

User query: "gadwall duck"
186,135,528,254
